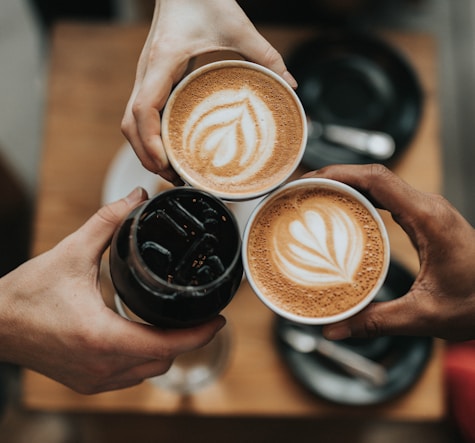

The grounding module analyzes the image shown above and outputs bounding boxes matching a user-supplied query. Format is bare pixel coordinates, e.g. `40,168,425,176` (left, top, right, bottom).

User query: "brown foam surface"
246,186,386,318
164,64,304,197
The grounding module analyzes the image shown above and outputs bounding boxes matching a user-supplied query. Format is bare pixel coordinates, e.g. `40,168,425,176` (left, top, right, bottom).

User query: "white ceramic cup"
162,60,307,201
242,178,390,325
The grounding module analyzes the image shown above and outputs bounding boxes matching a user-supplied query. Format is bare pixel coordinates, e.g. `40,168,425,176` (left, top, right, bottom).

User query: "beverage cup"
242,178,390,324
114,292,232,394
109,187,243,328
161,60,308,201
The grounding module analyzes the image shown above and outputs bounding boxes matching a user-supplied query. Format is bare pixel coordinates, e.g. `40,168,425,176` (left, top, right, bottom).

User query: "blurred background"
0,0,475,441
1,0,475,255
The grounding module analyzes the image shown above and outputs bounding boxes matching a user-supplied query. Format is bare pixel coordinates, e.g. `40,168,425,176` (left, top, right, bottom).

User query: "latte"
243,178,390,324
162,60,307,201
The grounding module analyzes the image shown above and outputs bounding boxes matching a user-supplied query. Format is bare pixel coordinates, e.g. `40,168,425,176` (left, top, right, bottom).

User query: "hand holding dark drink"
110,187,243,329
109,187,243,392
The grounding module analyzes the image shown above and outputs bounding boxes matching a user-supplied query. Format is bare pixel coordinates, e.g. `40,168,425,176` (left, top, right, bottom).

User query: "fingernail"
283,71,298,89
125,186,146,204
324,324,351,341
302,169,322,178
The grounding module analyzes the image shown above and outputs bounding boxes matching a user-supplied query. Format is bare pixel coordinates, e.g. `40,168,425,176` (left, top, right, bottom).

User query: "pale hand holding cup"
121,0,297,184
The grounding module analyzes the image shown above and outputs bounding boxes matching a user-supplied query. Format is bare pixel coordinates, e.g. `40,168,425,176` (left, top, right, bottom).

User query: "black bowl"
274,260,433,406
287,30,423,168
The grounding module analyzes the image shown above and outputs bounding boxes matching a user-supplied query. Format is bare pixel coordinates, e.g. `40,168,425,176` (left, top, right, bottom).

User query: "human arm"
121,0,296,183
0,187,225,394
303,164,475,341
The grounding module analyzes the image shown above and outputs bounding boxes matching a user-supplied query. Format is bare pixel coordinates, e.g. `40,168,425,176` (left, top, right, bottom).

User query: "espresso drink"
110,188,243,328
244,179,389,323
162,60,307,201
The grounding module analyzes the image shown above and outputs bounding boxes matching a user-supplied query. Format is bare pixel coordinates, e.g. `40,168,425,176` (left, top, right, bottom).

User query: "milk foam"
182,88,276,184
245,185,387,319
163,62,306,199
273,202,364,286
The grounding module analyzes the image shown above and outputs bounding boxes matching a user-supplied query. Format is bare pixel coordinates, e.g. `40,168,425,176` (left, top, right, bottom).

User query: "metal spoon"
279,325,388,387
307,119,396,161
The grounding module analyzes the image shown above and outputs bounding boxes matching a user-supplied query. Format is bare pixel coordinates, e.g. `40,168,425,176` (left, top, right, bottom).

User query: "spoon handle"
315,337,388,387
309,120,395,160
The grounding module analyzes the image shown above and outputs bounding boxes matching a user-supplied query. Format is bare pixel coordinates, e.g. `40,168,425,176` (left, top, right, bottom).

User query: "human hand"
121,0,296,183
0,187,225,394
304,164,475,341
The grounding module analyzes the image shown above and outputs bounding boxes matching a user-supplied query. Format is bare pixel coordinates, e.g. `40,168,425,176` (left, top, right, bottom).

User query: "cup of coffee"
242,178,390,324
109,187,243,328
161,60,307,201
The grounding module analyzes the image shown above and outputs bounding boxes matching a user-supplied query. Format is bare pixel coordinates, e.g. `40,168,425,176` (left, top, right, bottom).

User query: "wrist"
0,271,24,364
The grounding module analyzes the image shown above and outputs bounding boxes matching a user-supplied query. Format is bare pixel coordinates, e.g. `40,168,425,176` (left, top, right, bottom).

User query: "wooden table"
23,23,443,420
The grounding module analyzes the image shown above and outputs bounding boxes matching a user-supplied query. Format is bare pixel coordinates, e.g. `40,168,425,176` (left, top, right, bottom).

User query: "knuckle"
415,192,456,233
140,153,163,174
352,163,394,197
120,116,131,137
363,319,383,338
96,203,124,228
368,163,392,183
156,344,175,361
131,98,146,119
360,310,386,338
262,46,284,71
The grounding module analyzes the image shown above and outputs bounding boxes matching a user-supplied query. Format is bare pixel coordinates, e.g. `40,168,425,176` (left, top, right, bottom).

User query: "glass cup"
110,187,243,392
242,178,390,325
114,294,232,394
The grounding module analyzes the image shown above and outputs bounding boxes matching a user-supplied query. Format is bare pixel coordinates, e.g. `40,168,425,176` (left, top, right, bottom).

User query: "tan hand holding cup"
162,60,307,201
243,178,390,324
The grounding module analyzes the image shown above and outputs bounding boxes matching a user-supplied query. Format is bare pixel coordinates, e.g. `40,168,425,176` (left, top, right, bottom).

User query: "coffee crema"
245,183,387,319
162,61,306,200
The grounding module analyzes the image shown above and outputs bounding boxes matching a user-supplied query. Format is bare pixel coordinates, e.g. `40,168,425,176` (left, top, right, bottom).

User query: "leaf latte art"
273,203,364,286
183,89,276,183
162,62,306,199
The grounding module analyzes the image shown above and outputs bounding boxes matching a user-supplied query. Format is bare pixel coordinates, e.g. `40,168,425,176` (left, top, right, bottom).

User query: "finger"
304,164,433,235
94,358,175,393
108,315,227,361
322,293,431,339
234,28,297,88
130,64,187,183
303,164,416,213
70,187,148,258
88,376,149,394
118,358,175,383
121,100,181,185
219,2,297,88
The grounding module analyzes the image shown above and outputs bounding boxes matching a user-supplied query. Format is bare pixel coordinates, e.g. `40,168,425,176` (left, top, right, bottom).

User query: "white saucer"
101,142,262,236
102,142,173,205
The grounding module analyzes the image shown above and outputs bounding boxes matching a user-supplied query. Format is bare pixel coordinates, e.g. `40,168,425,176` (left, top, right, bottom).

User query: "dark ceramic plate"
274,260,433,406
286,31,423,168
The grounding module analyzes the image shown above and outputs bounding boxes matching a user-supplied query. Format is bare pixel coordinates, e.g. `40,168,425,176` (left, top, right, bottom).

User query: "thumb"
74,187,148,258
322,294,425,339
304,164,434,248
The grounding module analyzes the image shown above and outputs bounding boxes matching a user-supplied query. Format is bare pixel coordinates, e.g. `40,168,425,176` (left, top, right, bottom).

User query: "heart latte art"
162,62,306,199
246,185,387,318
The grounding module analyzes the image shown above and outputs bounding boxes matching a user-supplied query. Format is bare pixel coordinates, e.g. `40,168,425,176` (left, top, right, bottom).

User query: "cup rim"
242,177,390,325
129,187,242,293
161,60,308,201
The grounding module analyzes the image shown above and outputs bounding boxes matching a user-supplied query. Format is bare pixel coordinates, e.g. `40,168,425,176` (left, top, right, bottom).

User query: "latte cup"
242,178,390,324
162,60,308,201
